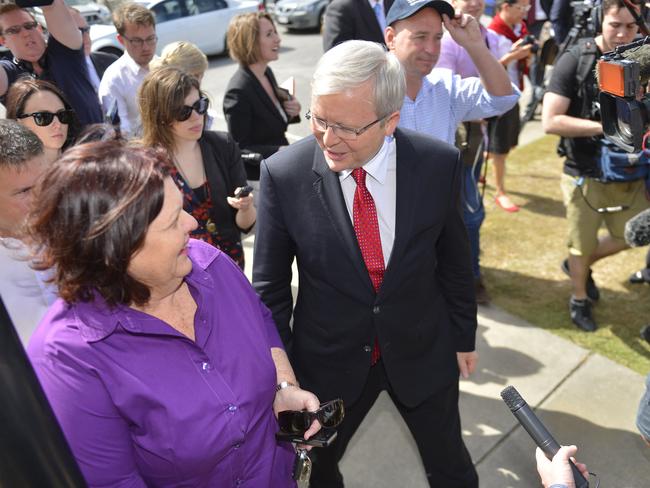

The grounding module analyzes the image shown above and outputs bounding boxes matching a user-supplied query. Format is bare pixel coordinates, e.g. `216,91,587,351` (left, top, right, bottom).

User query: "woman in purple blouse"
26,141,320,487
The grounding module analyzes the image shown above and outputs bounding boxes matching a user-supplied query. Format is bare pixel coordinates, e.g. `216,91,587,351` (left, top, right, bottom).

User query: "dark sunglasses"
278,399,344,435
176,96,209,122
4,21,39,36
79,26,90,34
17,109,75,127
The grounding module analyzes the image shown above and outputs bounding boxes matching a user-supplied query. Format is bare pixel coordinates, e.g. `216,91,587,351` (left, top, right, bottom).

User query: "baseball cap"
386,0,455,26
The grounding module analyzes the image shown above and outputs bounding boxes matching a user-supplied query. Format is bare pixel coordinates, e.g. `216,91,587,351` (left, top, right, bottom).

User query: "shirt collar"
73,239,219,343
123,51,149,75
339,136,393,185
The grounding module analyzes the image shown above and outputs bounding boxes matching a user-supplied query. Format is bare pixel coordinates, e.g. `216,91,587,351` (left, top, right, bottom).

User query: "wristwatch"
275,381,297,392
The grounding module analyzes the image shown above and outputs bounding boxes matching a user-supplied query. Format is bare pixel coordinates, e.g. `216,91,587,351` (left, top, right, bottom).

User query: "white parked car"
90,0,261,57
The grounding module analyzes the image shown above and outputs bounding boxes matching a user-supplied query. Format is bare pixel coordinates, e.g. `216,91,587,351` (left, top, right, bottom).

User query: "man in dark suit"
322,0,394,51
253,40,479,487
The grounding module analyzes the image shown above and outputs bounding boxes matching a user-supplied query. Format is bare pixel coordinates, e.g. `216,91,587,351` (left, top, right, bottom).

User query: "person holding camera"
0,0,103,126
542,0,648,332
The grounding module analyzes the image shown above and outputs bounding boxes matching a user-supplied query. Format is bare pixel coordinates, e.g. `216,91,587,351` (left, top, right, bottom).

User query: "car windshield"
67,0,95,6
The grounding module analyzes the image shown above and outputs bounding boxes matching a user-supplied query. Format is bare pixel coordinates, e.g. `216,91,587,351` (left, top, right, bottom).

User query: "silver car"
272,0,329,31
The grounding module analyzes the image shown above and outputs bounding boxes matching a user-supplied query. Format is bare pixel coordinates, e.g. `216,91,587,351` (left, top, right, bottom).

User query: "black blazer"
252,128,477,408
322,0,394,52
223,66,299,179
89,51,118,81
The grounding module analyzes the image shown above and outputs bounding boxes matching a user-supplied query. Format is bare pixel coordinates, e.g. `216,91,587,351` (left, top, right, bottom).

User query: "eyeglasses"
17,109,75,127
278,399,345,435
122,34,157,48
79,26,90,34
305,110,385,141
511,4,531,12
176,96,209,122
4,21,39,36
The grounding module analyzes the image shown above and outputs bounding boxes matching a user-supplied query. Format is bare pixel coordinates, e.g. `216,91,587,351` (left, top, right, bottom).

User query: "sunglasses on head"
278,399,345,435
4,21,39,36
17,109,75,127
176,96,209,122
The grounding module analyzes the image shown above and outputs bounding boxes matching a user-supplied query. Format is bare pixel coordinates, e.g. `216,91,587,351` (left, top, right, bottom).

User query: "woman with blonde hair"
139,66,255,269
150,41,209,81
224,11,300,181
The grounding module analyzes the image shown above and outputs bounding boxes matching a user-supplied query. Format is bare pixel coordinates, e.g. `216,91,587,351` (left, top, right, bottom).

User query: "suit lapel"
379,130,417,298
359,0,384,40
311,145,375,292
243,67,285,124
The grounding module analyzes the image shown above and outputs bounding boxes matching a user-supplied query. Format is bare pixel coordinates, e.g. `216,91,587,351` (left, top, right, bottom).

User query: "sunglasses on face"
79,26,90,34
4,21,39,36
278,399,345,435
175,96,209,122
17,109,75,127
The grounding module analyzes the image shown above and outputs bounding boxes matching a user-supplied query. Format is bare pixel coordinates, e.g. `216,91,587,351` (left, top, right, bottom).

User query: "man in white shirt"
0,120,54,344
98,2,157,137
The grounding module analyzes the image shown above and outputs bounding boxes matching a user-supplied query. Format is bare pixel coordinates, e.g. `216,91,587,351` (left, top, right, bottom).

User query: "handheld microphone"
624,207,650,247
500,386,589,488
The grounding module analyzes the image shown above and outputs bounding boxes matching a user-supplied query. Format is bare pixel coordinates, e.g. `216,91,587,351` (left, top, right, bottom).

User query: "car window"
151,0,186,22
193,0,227,14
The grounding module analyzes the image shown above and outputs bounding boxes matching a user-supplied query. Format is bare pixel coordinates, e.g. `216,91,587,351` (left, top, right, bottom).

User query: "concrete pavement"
241,119,650,487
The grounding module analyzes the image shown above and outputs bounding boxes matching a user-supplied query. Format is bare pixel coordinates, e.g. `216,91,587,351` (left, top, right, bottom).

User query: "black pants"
309,360,478,488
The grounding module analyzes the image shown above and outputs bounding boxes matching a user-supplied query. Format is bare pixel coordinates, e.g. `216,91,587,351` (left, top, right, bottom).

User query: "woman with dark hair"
26,141,320,487
139,66,254,269
5,79,79,164
223,12,301,181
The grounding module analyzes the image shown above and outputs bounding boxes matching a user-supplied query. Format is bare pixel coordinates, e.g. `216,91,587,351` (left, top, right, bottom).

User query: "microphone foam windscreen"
624,207,650,247
621,44,650,85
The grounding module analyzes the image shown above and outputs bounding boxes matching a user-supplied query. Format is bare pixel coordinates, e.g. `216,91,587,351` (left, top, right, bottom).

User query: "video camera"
598,36,650,152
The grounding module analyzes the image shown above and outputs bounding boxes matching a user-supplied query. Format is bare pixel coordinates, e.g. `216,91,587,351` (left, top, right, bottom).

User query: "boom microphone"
500,386,589,488
625,207,650,247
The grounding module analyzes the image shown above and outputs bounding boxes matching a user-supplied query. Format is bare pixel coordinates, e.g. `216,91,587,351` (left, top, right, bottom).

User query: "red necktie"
352,168,384,365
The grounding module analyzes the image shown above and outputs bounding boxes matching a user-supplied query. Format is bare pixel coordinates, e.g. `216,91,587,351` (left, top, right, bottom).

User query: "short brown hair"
139,66,205,151
5,78,79,149
0,4,35,36
113,2,155,36
227,11,275,66
28,141,172,307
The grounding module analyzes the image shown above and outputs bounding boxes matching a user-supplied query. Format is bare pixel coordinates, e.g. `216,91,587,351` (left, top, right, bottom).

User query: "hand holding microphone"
500,386,590,488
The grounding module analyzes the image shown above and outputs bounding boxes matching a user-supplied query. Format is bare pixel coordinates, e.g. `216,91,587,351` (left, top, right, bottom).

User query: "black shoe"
561,258,600,302
475,278,490,306
569,297,598,332
629,269,650,284
641,325,650,344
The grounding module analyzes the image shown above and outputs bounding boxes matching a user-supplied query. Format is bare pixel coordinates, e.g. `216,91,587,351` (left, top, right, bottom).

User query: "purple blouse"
437,26,503,79
27,239,296,488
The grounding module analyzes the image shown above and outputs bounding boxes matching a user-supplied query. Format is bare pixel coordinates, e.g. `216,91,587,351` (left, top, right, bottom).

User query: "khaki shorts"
560,174,650,257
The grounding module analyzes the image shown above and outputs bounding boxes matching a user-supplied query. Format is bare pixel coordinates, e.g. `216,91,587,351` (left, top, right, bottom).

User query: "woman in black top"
139,67,255,269
223,12,300,180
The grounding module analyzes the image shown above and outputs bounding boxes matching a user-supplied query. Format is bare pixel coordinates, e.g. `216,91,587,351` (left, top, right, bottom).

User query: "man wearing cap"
384,0,519,304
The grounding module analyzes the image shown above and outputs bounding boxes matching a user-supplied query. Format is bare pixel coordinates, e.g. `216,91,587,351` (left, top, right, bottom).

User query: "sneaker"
629,269,650,284
561,258,600,302
475,278,490,306
569,297,597,332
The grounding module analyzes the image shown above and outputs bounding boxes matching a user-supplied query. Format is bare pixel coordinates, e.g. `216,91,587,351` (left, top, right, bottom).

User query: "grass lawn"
480,135,650,375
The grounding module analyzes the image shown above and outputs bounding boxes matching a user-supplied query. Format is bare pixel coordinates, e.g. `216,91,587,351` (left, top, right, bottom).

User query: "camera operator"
542,0,649,332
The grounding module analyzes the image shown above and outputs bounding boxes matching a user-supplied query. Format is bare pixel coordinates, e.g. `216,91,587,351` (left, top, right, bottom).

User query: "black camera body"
521,34,539,54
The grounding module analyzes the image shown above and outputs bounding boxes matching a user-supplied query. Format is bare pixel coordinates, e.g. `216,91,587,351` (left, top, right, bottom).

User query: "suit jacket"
252,128,477,408
89,51,118,81
223,66,299,179
322,0,394,52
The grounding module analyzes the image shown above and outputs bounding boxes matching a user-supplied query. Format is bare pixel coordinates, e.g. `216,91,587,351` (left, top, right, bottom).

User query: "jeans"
462,158,485,279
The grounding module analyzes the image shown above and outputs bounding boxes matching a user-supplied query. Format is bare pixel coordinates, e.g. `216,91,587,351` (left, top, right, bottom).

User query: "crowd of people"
1,0,649,486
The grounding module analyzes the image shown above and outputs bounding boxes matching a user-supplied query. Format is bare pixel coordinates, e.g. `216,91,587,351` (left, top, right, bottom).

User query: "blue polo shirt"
0,34,103,126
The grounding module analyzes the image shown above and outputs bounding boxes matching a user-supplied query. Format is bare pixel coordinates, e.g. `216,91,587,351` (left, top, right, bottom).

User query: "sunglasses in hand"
278,398,344,435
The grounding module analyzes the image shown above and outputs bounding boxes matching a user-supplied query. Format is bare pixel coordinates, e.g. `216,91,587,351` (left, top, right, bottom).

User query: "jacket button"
372,306,380,314
363,345,372,353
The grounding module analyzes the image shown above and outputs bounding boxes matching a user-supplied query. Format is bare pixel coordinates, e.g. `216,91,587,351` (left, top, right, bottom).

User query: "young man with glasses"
253,40,479,487
98,2,157,137
0,0,103,126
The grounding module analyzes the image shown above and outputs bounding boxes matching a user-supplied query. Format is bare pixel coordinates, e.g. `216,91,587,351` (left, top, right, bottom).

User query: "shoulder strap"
575,38,598,85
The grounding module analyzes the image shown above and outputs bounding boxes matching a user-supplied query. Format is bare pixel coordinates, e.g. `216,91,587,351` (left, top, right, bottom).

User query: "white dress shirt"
85,55,101,94
98,52,151,137
338,136,396,266
0,239,56,345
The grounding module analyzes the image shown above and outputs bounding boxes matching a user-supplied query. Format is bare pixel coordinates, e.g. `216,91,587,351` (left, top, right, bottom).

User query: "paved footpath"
241,119,650,487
